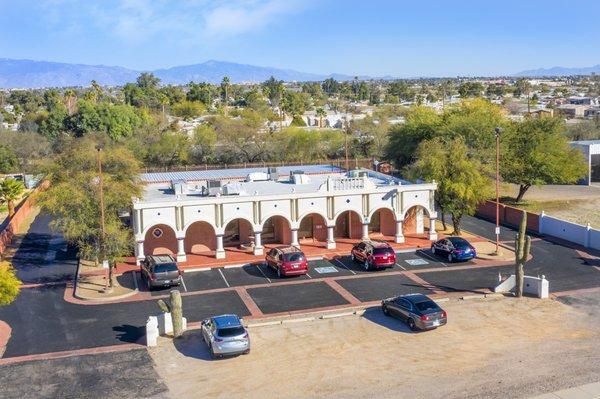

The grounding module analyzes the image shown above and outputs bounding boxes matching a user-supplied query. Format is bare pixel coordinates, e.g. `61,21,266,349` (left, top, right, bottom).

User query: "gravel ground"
149,294,600,399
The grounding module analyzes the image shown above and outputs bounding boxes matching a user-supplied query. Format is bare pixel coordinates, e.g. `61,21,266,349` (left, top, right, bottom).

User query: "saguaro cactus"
515,211,532,297
170,290,184,338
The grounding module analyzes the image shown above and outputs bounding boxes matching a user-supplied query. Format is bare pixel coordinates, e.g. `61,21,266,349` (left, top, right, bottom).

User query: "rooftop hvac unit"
292,174,311,184
222,182,247,196
291,170,305,176
171,180,188,195
207,180,223,196
245,172,269,182
267,167,279,181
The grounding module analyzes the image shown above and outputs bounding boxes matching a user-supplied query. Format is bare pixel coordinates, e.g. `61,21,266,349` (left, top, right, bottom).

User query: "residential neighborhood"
1,2,600,399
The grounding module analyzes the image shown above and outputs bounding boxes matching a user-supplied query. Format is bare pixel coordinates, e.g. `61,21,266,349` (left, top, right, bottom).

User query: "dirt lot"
149,295,600,399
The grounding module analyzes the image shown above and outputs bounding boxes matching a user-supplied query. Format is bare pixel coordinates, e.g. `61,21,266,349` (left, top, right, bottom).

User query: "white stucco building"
131,165,438,264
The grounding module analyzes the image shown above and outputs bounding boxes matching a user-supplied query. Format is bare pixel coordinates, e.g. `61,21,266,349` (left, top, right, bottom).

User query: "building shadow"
113,324,145,343
361,306,419,334
172,330,239,361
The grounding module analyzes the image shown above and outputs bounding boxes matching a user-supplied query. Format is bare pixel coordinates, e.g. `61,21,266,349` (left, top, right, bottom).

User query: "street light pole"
344,115,349,171
494,127,502,255
96,145,109,290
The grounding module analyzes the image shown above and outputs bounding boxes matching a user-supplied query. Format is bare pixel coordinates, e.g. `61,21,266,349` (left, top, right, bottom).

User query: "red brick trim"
323,278,361,305
404,271,446,295
234,287,263,317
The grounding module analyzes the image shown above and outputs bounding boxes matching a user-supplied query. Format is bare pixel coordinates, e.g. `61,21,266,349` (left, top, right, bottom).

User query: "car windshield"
217,326,245,337
284,253,305,262
154,262,178,273
415,300,438,312
373,248,393,255
448,238,470,249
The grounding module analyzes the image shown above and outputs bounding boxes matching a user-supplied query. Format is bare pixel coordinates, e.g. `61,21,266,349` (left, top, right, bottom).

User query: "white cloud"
40,0,309,44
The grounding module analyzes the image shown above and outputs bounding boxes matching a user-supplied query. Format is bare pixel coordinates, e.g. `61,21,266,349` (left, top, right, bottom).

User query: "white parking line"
217,268,230,288
256,264,272,283
333,258,357,275
395,263,407,270
419,250,447,266
305,272,312,279
180,275,188,292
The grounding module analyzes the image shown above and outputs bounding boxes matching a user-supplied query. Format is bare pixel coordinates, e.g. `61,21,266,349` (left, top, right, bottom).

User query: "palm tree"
316,107,326,128
221,76,230,116
64,89,78,116
0,178,25,218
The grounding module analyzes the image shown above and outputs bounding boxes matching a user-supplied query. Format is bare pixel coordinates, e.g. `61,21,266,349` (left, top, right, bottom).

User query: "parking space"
254,262,314,282
336,274,434,302
247,281,350,314
176,269,229,293
219,264,271,287
308,258,355,277
331,255,405,274
415,265,512,294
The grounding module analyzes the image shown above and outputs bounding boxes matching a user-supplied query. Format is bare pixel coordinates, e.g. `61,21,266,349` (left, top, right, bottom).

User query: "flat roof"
140,164,344,184
139,168,411,204
571,140,600,145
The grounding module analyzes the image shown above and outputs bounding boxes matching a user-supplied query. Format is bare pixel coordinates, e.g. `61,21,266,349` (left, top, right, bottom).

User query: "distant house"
557,104,588,118
568,96,598,106
527,109,554,118
570,140,600,185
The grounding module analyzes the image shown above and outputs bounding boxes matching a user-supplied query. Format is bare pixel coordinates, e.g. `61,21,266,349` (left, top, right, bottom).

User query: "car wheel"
431,246,436,254
447,253,453,263
364,259,370,271
382,305,390,316
209,346,216,359
243,349,250,355
407,318,417,331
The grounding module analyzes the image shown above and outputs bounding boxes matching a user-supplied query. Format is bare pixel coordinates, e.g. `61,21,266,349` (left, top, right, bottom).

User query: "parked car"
381,293,447,331
351,240,396,270
431,236,476,262
201,314,250,358
265,246,308,277
140,254,182,289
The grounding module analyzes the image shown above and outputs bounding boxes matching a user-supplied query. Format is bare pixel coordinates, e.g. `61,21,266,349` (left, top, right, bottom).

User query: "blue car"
431,236,476,262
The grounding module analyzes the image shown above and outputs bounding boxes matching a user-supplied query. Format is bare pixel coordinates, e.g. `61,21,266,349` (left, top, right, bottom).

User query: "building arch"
222,218,254,248
297,212,328,242
334,210,363,239
261,215,292,245
368,207,397,238
402,205,431,235
143,224,177,256
141,222,178,240
333,207,365,226
184,221,216,254
367,205,396,222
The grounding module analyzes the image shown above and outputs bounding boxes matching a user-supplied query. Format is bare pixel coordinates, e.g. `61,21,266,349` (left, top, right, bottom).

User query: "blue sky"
1,0,599,77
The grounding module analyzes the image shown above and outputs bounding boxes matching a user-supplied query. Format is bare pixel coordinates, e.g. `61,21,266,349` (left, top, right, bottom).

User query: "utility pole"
344,114,349,171
494,127,502,255
96,145,109,290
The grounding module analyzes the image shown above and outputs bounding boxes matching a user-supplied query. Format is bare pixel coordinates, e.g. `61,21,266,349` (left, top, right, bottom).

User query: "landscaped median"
73,259,139,302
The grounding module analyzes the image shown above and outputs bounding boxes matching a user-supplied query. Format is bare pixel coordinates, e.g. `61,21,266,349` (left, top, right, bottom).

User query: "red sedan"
265,246,309,277
351,240,397,270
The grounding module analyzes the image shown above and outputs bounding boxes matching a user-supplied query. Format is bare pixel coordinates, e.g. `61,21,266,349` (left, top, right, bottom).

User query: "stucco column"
326,225,336,249
361,223,369,240
291,229,299,247
428,218,438,241
253,231,263,256
176,237,186,262
215,235,225,259
416,207,424,234
395,220,405,243
136,240,145,265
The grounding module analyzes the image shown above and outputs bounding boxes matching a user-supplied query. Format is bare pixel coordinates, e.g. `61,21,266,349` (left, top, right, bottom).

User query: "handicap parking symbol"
405,258,429,266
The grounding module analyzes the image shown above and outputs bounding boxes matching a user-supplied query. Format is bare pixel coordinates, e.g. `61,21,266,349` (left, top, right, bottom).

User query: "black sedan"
431,236,477,262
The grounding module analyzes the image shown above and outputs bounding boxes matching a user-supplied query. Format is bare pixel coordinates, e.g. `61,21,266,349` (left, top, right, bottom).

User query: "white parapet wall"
494,274,549,299
540,212,600,250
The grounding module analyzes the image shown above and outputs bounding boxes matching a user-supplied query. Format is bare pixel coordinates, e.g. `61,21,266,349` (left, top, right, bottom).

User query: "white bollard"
146,316,159,347
158,312,173,335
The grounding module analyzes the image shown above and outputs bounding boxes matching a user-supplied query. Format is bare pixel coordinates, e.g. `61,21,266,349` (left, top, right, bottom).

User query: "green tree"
0,261,20,306
501,117,587,202
39,138,141,288
191,124,217,164
458,82,484,98
146,133,191,168
407,137,492,235
221,76,231,114
262,76,285,108
0,178,26,218
388,81,416,102
187,82,213,106
0,145,19,173
171,101,205,120
315,107,327,128
39,103,68,140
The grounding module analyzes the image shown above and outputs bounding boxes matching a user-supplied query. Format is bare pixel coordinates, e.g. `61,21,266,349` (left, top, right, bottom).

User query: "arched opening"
144,224,177,256
223,218,253,248
298,213,328,243
403,205,430,236
334,210,363,239
185,221,216,254
368,208,396,240
261,215,292,245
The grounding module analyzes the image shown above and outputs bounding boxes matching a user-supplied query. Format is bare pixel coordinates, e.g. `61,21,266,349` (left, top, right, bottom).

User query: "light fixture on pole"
494,127,502,255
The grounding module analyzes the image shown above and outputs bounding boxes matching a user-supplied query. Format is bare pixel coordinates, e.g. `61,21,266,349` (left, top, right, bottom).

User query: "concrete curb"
73,261,139,302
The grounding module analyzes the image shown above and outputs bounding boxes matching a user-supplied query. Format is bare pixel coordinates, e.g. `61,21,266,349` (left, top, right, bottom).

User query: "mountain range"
0,58,358,89
514,65,600,77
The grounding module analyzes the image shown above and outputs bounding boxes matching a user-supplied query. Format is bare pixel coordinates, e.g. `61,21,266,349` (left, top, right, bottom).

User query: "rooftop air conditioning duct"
222,182,247,196
207,180,223,196
171,180,188,195
292,174,311,184
245,172,269,182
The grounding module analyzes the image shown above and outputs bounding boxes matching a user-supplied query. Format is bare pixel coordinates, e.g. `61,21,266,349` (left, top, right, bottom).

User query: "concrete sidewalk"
530,382,600,399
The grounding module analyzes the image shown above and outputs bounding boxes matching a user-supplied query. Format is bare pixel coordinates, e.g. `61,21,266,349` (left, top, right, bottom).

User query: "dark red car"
351,240,397,270
265,246,308,277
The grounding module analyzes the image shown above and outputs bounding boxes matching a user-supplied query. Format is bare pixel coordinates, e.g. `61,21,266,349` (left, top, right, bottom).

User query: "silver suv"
201,314,250,358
